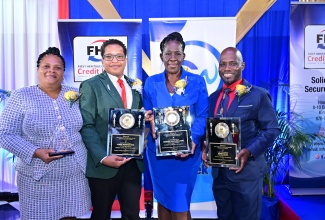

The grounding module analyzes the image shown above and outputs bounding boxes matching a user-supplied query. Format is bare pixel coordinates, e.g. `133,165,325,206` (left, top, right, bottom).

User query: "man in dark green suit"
79,39,144,220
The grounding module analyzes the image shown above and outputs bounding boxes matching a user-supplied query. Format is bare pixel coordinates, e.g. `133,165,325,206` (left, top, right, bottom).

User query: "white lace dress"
0,85,91,220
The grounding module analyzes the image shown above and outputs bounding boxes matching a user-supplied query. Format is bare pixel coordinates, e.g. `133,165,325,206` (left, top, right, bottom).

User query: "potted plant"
261,110,324,219
0,89,11,103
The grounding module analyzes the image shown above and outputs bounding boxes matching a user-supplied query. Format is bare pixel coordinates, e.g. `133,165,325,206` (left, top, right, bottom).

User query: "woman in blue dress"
143,32,209,219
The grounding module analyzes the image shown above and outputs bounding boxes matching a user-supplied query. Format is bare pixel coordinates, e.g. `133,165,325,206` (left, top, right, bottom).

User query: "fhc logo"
304,25,325,68
73,36,128,82
73,36,127,64
87,39,106,62
316,30,325,50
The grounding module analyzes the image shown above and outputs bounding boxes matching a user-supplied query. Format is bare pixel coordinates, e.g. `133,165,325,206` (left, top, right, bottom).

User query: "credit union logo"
304,25,325,69
73,36,128,82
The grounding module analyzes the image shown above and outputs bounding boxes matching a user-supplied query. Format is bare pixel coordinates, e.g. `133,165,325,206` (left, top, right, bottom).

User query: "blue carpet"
275,185,325,220
1,186,325,220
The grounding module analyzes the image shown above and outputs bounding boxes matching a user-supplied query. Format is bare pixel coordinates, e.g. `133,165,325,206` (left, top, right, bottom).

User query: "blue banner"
58,19,142,88
289,3,325,194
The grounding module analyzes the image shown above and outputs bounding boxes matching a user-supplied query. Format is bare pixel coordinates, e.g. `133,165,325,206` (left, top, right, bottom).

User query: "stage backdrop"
0,0,291,213
149,17,236,214
289,2,325,195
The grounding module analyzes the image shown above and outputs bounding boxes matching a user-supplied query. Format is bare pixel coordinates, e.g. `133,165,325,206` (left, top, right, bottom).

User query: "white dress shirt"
107,73,133,109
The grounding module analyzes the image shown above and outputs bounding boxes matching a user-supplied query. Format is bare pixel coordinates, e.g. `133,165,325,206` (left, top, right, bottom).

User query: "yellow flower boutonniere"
0,89,11,103
235,85,252,101
64,91,81,108
131,78,143,94
174,76,188,96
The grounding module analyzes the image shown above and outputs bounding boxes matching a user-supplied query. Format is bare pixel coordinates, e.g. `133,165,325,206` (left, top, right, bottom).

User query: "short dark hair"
37,47,65,70
160,32,185,53
101,39,127,57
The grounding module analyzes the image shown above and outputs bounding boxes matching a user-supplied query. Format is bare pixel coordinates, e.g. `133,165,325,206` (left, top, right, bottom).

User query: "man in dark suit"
203,47,280,220
79,39,144,220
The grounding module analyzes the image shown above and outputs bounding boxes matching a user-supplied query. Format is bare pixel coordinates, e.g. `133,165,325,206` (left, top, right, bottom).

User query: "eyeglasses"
163,52,184,61
103,54,126,61
219,62,240,69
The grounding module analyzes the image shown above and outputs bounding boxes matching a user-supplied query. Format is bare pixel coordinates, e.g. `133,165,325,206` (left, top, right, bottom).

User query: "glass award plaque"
107,108,145,158
48,124,75,157
154,106,191,156
206,117,241,167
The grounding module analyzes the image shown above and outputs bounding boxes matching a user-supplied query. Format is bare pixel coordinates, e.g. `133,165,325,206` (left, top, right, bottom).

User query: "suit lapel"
227,80,252,117
124,75,141,109
128,77,141,108
131,89,141,108
227,97,239,117
98,72,125,108
209,91,221,117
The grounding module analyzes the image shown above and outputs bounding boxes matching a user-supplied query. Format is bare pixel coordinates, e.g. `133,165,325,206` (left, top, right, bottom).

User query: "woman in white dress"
0,47,91,220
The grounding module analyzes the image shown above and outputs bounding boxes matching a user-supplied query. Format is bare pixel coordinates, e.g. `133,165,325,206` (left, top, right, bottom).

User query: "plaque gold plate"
153,106,191,156
107,108,145,158
206,117,241,167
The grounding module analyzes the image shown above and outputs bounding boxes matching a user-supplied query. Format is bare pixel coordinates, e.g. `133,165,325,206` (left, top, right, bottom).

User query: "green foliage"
264,110,325,198
0,89,11,103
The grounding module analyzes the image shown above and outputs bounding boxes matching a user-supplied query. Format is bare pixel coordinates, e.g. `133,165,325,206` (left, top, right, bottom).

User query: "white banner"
149,17,236,95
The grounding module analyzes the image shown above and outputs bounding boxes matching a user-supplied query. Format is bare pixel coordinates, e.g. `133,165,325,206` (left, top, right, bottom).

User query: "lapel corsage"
235,84,252,101
0,89,11,103
64,91,81,108
174,76,188,96
127,77,143,94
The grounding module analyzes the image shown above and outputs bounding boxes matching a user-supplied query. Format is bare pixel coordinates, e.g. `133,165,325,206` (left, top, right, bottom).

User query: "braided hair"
159,32,185,53
37,47,66,70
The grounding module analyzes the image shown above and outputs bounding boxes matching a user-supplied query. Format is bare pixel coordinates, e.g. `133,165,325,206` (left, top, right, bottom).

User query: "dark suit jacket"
209,79,280,182
79,71,144,179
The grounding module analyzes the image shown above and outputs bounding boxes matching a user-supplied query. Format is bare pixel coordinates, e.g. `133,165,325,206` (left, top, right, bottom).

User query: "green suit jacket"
79,71,144,179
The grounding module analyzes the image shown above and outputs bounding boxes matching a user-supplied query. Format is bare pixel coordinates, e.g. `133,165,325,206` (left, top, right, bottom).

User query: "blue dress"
143,68,209,212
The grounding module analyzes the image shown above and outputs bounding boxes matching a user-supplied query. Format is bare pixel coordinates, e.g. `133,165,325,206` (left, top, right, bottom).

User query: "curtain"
0,0,58,192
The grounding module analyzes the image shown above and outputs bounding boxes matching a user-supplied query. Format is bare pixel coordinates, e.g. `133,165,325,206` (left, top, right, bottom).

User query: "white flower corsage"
130,78,143,94
174,76,188,96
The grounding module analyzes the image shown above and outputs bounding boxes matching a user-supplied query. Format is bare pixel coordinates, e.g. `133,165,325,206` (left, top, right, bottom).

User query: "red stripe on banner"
58,0,69,19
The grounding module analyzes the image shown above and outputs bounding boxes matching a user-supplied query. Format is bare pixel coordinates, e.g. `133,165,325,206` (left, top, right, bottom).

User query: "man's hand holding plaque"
206,117,241,167
153,106,192,156
107,108,145,158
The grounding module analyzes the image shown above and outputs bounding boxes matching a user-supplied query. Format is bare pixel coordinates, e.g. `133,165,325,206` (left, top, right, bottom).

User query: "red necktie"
117,78,127,108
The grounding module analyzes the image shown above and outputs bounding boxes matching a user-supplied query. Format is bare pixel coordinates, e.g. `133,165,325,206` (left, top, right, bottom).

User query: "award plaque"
48,124,75,157
107,108,145,158
206,117,241,167
154,106,191,156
